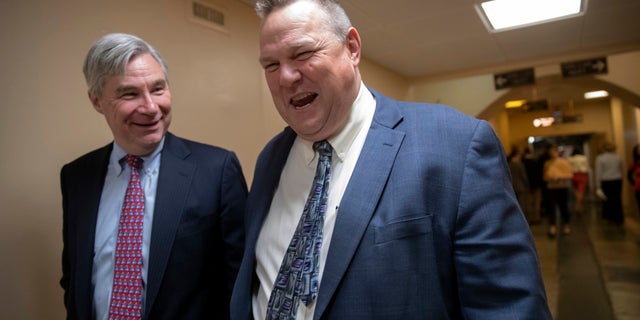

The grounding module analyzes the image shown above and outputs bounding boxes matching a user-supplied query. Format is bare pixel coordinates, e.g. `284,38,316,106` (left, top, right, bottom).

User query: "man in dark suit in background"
230,0,551,319
60,33,248,319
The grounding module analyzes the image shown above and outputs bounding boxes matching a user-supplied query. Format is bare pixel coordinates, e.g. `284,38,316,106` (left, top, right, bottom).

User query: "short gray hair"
82,33,169,98
255,0,352,42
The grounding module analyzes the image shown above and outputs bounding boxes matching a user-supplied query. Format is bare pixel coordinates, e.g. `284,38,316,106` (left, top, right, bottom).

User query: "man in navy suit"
230,1,552,319
60,33,248,319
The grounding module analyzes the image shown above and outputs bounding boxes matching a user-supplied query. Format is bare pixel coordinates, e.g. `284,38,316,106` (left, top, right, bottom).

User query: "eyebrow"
115,79,167,94
259,40,311,65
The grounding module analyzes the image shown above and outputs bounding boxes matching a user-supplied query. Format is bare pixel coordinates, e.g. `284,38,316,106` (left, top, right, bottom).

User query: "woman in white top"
595,142,625,225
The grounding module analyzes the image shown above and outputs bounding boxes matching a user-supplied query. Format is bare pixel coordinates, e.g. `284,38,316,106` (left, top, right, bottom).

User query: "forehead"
122,54,164,77
102,54,166,92
259,3,328,52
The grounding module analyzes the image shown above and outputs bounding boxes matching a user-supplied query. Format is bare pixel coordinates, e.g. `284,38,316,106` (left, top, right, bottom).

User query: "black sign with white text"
494,68,535,90
561,57,608,78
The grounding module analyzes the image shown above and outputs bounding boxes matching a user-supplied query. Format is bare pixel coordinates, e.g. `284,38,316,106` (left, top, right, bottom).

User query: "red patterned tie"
108,155,144,319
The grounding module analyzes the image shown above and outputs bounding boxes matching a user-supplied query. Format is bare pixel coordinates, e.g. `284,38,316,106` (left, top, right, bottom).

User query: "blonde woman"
543,145,574,236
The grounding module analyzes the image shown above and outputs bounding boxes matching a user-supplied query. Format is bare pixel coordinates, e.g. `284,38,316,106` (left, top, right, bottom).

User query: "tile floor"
531,197,640,320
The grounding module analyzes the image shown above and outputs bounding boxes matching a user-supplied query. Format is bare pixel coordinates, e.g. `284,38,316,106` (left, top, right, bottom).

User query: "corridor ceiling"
239,0,640,80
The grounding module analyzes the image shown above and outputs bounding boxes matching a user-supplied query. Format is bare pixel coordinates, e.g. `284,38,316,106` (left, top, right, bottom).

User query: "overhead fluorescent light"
476,0,586,32
584,90,609,99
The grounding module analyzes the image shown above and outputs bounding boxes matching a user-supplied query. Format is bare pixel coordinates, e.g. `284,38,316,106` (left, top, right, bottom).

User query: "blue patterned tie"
266,140,332,320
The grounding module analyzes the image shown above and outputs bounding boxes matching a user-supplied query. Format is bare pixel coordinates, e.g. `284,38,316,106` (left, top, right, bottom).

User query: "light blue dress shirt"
92,139,163,320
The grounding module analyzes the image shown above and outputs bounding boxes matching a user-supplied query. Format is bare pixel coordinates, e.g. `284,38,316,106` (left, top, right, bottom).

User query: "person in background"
230,0,552,319
538,146,552,222
627,144,640,212
569,147,589,213
595,141,625,225
60,33,248,319
543,144,574,237
523,147,544,224
509,147,531,222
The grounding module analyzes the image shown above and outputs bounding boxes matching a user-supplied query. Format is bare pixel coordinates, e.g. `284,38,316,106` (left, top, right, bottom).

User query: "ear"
88,91,105,114
345,27,361,65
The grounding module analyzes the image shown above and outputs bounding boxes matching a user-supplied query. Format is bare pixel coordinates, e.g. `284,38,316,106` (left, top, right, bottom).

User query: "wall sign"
561,57,608,78
494,68,535,90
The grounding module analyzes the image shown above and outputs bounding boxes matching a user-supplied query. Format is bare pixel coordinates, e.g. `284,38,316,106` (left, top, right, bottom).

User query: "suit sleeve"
218,151,249,294
59,165,71,314
453,121,551,319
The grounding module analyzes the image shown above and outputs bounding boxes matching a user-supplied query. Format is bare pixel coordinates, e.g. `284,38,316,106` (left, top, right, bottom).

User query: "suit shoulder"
179,137,229,153
166,134,244,175
167,133,237,157
63,143,111,169
398,101,479,123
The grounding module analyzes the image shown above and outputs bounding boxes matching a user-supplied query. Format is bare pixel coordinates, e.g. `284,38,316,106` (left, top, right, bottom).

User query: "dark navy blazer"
61,132,248,319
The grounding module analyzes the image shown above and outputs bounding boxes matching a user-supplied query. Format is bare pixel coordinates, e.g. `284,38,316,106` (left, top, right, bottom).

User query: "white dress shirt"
253,83,376,320
92,139,163,320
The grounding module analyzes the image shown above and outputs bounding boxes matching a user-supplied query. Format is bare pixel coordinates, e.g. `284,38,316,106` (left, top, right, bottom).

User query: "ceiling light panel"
477,0,586,32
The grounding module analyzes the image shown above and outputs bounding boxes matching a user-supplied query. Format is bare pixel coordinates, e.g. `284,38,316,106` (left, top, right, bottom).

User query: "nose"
138,91,159,115
279,63,302,87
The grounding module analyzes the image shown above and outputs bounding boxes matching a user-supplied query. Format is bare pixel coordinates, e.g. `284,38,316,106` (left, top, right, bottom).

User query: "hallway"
533,195,640,319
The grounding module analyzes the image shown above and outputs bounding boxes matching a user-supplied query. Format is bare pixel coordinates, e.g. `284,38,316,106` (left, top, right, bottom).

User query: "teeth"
291,92,317,107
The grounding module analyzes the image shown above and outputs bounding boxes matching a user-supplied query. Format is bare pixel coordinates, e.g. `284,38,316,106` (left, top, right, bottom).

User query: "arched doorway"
480,75,640,219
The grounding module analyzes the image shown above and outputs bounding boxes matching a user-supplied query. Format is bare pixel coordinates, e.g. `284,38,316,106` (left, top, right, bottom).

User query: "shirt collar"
301,82,375,165
110,138,165,175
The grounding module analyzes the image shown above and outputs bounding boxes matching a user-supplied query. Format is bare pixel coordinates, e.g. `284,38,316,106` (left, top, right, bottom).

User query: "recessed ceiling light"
584,90,609,99
476,0,586,32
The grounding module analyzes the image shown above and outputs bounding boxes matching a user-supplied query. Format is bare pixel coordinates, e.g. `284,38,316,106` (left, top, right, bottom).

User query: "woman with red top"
569,147,589,212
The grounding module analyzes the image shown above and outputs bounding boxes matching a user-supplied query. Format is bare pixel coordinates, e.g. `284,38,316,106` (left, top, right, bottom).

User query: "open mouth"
133,120,160,128
290,92,318,108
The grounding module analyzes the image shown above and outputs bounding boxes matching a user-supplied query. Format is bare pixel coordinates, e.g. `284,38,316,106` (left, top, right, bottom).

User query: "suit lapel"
144,133,194,316
233,130,296,320
314,89,404,319
75,144,111,319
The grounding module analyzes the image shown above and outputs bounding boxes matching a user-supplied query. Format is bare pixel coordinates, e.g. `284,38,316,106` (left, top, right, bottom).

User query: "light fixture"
533,117,555,128
476,0,586,32
584,90,609,99
505,99,527,108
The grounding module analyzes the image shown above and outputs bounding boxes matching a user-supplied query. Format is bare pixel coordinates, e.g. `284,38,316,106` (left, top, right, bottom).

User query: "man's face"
89,53,172,156
259,1,361,142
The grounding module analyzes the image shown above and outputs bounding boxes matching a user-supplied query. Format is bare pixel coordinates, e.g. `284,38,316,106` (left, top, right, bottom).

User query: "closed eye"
151,80,168,95
263,62,280,73
295,51,313,61
152,85,166,95
119,91,138,100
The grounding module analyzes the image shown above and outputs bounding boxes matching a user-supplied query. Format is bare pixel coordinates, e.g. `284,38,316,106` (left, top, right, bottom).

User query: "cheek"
265,76,281,94
154,96,172,111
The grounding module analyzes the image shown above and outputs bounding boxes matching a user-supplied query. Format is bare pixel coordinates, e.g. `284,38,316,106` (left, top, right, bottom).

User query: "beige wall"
1,0,639,318
408,51,640,118
0,0,260,318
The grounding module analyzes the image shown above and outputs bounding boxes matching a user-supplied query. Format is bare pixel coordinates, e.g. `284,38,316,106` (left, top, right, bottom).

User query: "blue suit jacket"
60,132,248,319
231,88,551,319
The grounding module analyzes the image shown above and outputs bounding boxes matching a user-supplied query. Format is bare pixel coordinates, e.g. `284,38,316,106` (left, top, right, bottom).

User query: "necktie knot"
313,140,332,157
125,155,143,171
